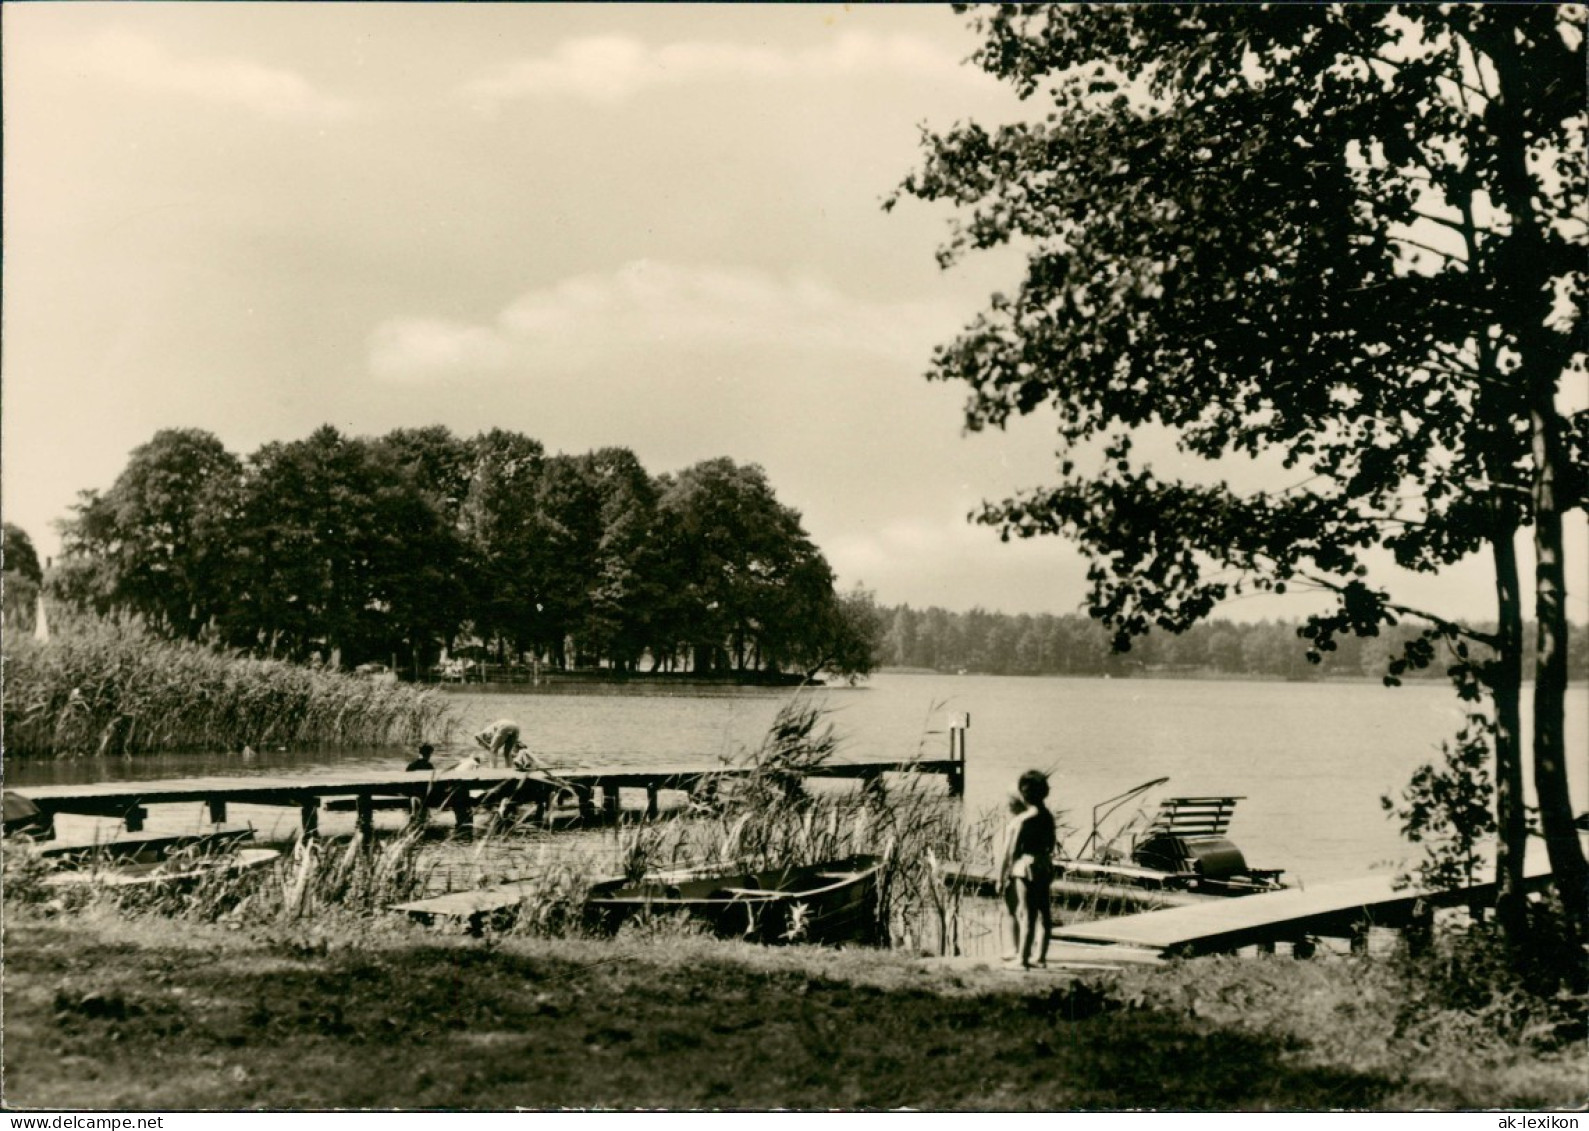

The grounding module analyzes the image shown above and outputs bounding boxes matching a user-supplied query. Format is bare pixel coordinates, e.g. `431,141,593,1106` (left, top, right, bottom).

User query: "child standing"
998,770,1056,969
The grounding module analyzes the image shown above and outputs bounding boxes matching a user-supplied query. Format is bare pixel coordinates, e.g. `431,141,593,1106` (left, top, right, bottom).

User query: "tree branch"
1388,233,1470,264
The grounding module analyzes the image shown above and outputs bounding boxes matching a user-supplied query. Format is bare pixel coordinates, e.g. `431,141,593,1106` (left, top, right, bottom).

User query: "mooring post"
123,805,149,833
1404,900,1434,957
449,792,474,840
947,713,969,798
355,793,375,838
207,798,228,825
602,784,622,823
299,799,320,839
645,785,660,820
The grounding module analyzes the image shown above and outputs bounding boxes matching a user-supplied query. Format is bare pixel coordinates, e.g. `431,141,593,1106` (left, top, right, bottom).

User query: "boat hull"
42,847,279,890
585,854,883,945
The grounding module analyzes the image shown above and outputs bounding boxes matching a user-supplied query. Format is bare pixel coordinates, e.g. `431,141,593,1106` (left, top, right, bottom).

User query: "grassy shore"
3,902,1582,1112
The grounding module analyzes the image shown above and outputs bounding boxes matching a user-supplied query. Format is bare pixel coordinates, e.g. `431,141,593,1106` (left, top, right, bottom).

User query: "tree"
225,427,464,665
789,584,884,683
892,6,1586,951
655,459,840,675
460,429,548,659
525,454,605,668
373,425,476,529
55,429,242,638
579,447,665,672
3,523,43,584
2,522,44,628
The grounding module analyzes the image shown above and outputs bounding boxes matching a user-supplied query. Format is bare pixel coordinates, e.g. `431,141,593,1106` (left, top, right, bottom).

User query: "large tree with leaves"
223,426,464,665
56,429,243,639
892,5,1586,950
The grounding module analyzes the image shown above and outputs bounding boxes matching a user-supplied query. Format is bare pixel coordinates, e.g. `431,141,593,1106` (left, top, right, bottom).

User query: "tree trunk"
1529,397,1588,953
1489,528,1529,943
1484,23,1588,961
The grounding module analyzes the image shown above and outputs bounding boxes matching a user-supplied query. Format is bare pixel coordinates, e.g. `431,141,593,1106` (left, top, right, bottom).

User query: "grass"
4,906,1584,1111
2,613,454,758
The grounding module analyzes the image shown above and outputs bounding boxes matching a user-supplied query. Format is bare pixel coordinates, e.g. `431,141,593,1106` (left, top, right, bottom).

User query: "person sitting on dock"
998,770,1056,970
405,744,436,772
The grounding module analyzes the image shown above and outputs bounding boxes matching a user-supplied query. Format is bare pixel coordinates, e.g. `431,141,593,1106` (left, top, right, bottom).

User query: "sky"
3,3,1584,623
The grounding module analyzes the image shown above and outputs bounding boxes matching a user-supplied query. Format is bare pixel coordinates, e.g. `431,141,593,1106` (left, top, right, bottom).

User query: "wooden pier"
1051,859,1558,958
10,757,962,840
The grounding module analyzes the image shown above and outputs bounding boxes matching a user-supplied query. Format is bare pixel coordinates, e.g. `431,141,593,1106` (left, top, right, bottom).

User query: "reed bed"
2,613,455,758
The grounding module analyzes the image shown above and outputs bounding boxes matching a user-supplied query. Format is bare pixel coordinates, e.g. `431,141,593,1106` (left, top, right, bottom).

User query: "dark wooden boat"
585,854,883,945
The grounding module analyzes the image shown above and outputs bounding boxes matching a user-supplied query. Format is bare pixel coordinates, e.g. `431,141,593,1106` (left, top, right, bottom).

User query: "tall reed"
606,698,979,950
2,612,455,758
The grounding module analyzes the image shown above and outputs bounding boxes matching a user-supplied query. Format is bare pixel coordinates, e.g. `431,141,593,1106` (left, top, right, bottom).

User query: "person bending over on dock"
998,770,1056,970
473,718,541,770
405,744,436,772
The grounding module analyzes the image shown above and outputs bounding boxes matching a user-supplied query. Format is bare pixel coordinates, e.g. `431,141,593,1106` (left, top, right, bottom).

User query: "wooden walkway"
393,880,553,931
1052,859,1559,957
12,758,961,839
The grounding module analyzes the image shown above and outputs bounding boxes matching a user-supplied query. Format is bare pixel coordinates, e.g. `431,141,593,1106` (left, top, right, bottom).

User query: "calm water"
9,673,1585,886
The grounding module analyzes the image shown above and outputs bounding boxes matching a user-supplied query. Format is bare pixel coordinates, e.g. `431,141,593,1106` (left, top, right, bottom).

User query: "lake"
10,673,1585,885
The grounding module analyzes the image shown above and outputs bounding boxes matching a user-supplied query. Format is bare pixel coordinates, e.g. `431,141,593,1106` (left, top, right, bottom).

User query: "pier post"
208,799,228,825
448,792,474,840
602,784,622,823
1404,900,1434,956
355,794,375,838
1349,919,1371,956
123,805,149,833
947,714,969,798
299,799,320,839
645,786,660,820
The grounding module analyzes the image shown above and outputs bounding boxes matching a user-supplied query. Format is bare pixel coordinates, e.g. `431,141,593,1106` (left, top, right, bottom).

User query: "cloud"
823,515,1095,615
368,260,958,384
460,31,975,108
76,29,356,122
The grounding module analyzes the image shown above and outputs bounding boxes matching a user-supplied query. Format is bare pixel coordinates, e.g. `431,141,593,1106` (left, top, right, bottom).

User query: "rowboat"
38,827,255,862
40,833,279,890
585,854,883,945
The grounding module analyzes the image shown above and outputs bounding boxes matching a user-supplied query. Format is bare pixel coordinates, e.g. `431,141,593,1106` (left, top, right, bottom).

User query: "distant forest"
875,604,1589,683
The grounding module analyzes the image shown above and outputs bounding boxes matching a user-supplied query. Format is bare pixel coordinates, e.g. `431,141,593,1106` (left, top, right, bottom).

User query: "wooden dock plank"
392,881,547,922
1053,858,1558,956
14,759,957,806
11,759,962,835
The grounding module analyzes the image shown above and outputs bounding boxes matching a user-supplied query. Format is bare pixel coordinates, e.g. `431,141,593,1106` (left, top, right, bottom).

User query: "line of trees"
16,426,881,681
879,605,1589,683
